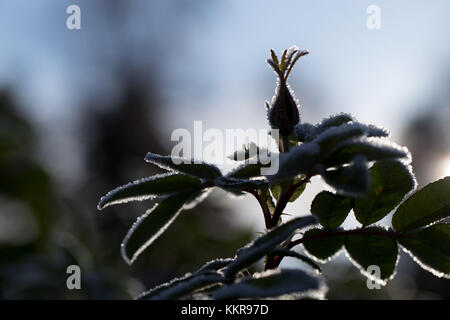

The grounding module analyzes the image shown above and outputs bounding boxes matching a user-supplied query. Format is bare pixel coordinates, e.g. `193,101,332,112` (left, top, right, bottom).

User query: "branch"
270,228,408,268
270,175,311,228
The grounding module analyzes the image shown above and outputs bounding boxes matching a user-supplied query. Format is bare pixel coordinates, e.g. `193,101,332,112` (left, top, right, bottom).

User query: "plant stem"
264,175,310,270
279,135,290,153
269,175,311,228
270,228,408,269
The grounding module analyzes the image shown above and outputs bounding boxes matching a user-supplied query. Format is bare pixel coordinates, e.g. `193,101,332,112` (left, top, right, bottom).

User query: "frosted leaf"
269,248,321,272
224,216,317,278
294,113,354,142
398,223,450,278
354,160,416,226
365,123,390,138
322,137,410,168
310,191,353,230
319,155,370,197
213,269,325,300
294,123,316,142
227,158,276,179
392,176,450,232
400,241,450,279
97,173,202,210
195,258,234,274
227,142,263,161
344,226,399,286
314,124,367,155
183,187,212,210
214,176,269,192
137,270,224,300
121,191,198,265
268,142,320,182
302,228,345,263
314,122,388,152
145,152,222,180
316,113,355,132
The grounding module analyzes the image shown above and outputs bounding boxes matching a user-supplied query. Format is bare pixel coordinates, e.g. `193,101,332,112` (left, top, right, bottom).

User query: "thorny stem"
269,228,409,269
263,175,311,270
269,175,311,229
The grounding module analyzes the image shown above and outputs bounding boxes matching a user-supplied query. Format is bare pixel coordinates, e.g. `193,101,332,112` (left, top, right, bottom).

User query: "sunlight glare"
441,157,450,177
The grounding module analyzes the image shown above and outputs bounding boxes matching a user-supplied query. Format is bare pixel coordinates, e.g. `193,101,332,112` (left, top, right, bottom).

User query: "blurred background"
0,0,449,299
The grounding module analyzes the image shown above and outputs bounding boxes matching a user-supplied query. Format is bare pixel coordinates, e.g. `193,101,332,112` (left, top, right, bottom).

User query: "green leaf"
145,152,222,180
315,124,366,156
345,228,398,283
269,248,321,272
259,186,276,214
311,191,353,229
355,160,416,226
392,176,450,232
195,258,234,274
227,162,266,179
224,216,317,278
97,173,202,210
137,270,224,300
322,137,409,168
227,142,264,161
214,177,268,193
121,191,197,265
399,224,450,278
320,155,370,197
315,113,355,133
268,143,319,182
214,269,323,300
294,114,355,142
271,176,307,203
270,181,285,202
290,181,307,202
302,228,345,262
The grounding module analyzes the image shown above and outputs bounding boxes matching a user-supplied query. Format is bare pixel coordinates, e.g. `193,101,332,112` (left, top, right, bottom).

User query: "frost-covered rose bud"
266,46,308,136
268,80,300,136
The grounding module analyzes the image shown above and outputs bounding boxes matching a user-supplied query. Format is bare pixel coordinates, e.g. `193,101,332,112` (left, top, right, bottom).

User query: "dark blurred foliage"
0,0,253,299
0,75,253,299
0,90,132,298
78,67,253,289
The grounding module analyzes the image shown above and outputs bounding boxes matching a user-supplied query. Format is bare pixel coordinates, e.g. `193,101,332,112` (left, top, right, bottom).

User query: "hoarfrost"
224,216,316,277
213,269,325,300
97,173,199,210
